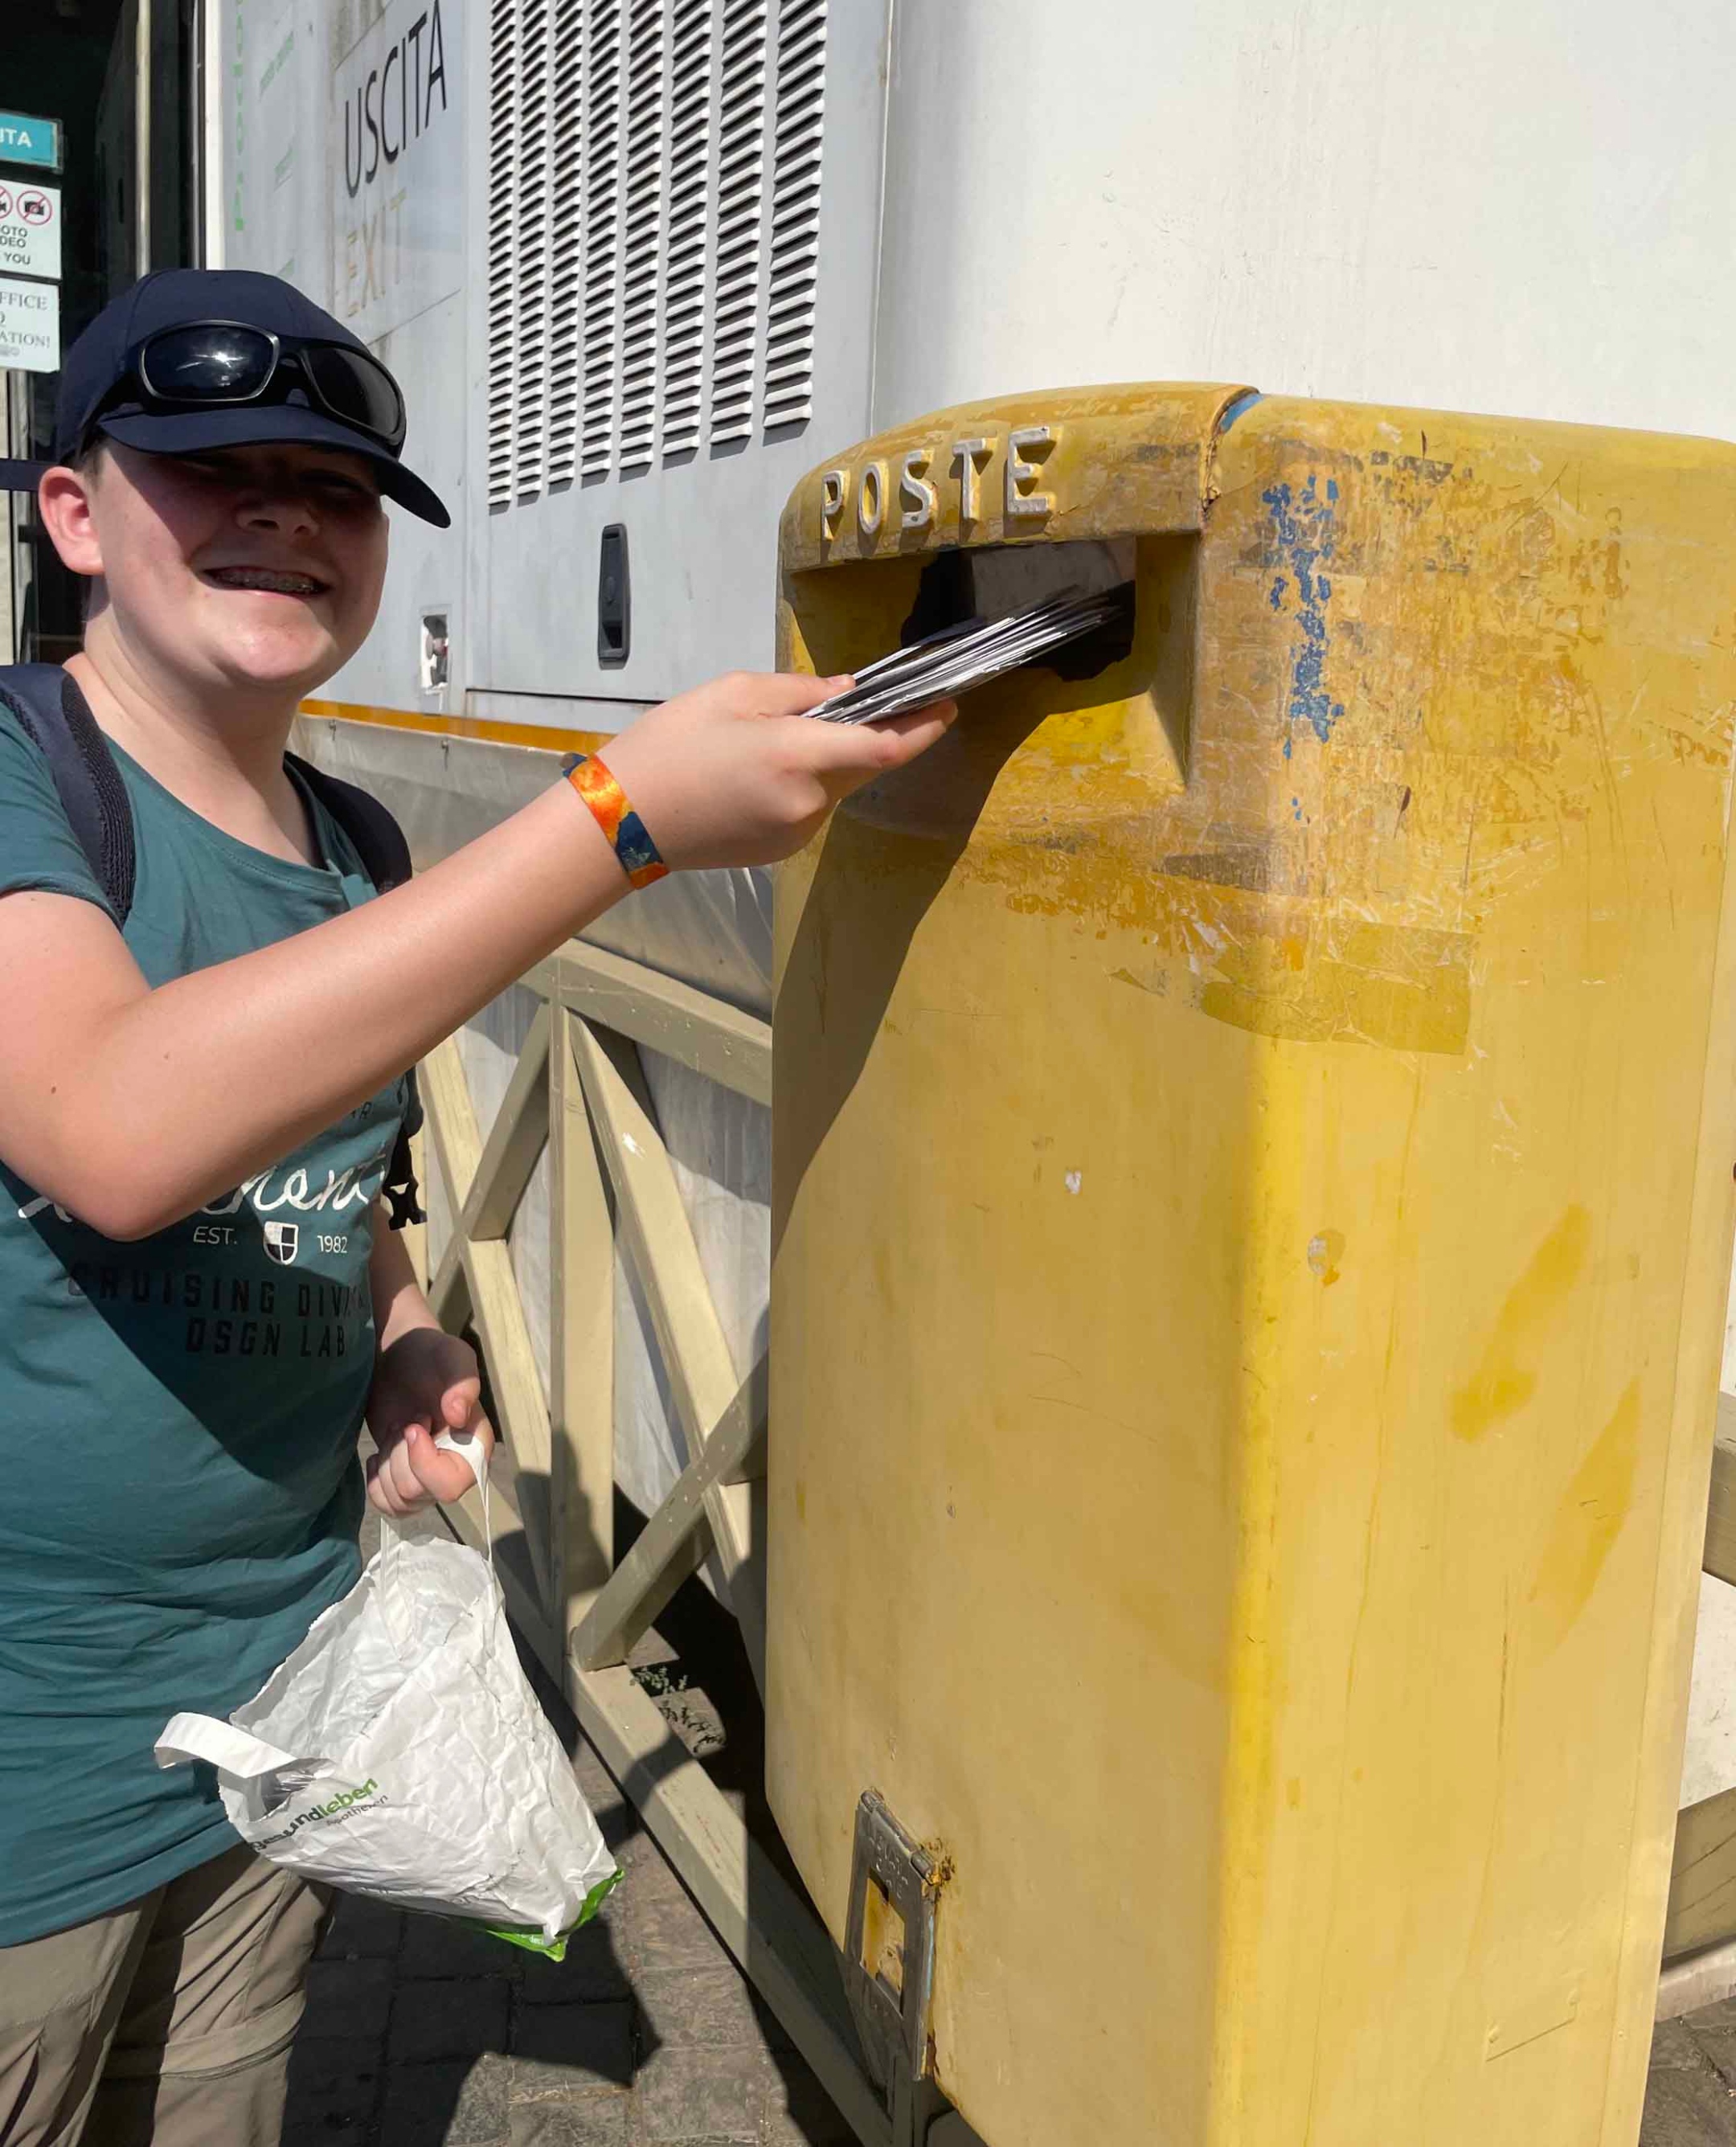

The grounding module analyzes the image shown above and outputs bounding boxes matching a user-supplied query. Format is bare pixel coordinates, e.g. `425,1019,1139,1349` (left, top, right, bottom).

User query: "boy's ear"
38,462,105,580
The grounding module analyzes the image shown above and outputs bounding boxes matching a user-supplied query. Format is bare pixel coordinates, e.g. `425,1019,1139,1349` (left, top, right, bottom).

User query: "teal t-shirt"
0,702,414,1945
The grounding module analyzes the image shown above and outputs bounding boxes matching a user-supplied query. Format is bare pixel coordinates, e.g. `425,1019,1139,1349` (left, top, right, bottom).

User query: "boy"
0,268,952,2147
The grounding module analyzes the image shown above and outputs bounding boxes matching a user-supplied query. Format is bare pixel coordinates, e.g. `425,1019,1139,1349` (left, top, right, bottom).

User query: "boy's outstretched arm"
0,671,954,1239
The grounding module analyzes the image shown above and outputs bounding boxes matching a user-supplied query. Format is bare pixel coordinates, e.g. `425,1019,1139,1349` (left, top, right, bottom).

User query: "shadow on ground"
281,1493,858,2147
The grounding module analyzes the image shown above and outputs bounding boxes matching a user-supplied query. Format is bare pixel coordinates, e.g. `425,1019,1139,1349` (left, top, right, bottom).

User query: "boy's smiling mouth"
202,565,331,597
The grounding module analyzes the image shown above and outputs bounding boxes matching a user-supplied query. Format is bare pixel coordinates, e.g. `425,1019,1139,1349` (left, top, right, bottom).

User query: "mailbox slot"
898,537,1138,681
788,531,1198,807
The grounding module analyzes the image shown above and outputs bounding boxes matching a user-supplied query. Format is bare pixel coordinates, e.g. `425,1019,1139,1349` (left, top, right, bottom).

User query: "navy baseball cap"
4,268,448,527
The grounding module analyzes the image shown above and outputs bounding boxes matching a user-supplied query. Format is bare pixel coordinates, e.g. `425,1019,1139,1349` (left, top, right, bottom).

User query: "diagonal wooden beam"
1703,1392,1736,1587
549,1007,616,1641
416,1027,556,1612
416,1032,473,1334
569,1018,766,1690
428,1234,465,1330
420,1033,481,1213
556,939,772,1106
570,1363,766,1671
461,1000,551,1242
463,1239,554,1479
1667,1781,1736,1962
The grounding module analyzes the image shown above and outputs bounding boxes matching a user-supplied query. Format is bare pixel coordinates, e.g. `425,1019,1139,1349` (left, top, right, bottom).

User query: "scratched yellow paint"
766,386,1736,2145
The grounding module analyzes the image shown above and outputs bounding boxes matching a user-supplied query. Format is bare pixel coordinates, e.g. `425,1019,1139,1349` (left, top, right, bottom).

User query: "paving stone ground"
282,1727,854,2147
1643,1999,1736,2145
295,1854,1736,2147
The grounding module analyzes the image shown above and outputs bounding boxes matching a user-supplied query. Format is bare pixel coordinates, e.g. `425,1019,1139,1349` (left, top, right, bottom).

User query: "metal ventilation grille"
764,0,825,429
582,0,622,479
485,0,519,508
545,0,586,486
661,1,711,457
513,0,551,500
710,0,768,446
486,0,827,501
618,0,665,471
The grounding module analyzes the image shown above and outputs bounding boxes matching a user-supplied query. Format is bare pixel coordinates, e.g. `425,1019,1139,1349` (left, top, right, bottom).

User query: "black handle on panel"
598,524,630,667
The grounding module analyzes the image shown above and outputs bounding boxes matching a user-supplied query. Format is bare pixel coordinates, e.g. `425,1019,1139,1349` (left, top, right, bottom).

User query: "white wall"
874,0,1736,443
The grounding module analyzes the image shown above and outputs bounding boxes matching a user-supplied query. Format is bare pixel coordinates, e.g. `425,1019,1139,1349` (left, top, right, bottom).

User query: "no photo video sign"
0,181,60,281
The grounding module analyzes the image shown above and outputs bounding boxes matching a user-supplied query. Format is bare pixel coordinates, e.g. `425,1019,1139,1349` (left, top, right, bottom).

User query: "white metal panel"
221,0,306,282
661,2,712,457
330,0,464,344
214,0,887,712
485,0,522,506
618,0,666,473
469,0,888,705
329,0,471,715
514,0,552,498
582,0,624,479
547,0,588,482
762,0,824,428
710,0,767,447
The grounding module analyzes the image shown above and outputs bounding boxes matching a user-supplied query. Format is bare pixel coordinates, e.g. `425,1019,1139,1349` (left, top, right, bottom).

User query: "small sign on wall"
0,112,62,175
0,274,59,371
0,181,61,281
330,0,461,344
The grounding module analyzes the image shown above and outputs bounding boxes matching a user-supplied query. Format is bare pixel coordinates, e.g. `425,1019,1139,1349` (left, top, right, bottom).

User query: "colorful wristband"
562,754,669,890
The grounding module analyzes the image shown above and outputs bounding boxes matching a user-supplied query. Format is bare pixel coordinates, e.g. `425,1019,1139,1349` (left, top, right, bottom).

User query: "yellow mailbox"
768,385,1736,2146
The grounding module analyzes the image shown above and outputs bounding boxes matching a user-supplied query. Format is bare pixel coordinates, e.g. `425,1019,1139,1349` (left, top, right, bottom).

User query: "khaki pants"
0,1846,330,2147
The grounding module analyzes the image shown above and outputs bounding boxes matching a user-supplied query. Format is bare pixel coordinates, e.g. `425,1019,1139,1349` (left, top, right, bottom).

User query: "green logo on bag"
262,1779,381,1848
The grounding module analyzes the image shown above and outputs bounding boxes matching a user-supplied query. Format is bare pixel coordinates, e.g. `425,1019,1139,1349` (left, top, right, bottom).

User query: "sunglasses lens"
141,324,276,400
302,345,405,445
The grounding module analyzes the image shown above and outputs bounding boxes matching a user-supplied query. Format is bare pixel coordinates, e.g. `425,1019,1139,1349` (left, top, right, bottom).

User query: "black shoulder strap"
0,663,137,920
286,753,413,892
286,752,425,1231
0,680,425,1233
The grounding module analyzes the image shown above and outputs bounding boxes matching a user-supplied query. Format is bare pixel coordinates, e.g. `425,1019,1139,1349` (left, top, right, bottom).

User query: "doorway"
5,0,201,662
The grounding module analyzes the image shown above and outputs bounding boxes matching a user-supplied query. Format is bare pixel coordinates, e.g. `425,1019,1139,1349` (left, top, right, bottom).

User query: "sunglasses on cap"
88,321,407,453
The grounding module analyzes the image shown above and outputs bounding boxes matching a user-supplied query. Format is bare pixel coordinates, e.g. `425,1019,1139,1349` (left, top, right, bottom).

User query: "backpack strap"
0,663,137,921
286,755,412,892
288,755,426,1232
0,672,426,1235
373,1119,427,1232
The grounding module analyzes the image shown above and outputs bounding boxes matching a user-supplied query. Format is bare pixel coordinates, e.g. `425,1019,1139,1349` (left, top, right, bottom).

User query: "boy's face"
70,440,389,700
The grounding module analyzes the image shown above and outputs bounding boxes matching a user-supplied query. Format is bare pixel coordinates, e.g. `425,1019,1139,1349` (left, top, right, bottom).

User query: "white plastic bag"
155,1440,619,1954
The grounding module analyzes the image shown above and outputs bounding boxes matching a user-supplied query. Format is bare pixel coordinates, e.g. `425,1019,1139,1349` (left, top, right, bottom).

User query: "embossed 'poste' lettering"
819,424,1061,548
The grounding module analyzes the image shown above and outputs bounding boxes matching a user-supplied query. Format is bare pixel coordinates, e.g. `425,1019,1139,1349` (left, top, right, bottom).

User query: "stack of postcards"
805,584,1133,727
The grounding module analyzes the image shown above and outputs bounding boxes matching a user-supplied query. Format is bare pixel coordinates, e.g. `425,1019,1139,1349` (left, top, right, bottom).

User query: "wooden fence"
416,935,900,2144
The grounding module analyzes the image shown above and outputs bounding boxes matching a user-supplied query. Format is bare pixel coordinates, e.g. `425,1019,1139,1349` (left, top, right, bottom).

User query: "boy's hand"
365,1327,496,1517
600,670,956,871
